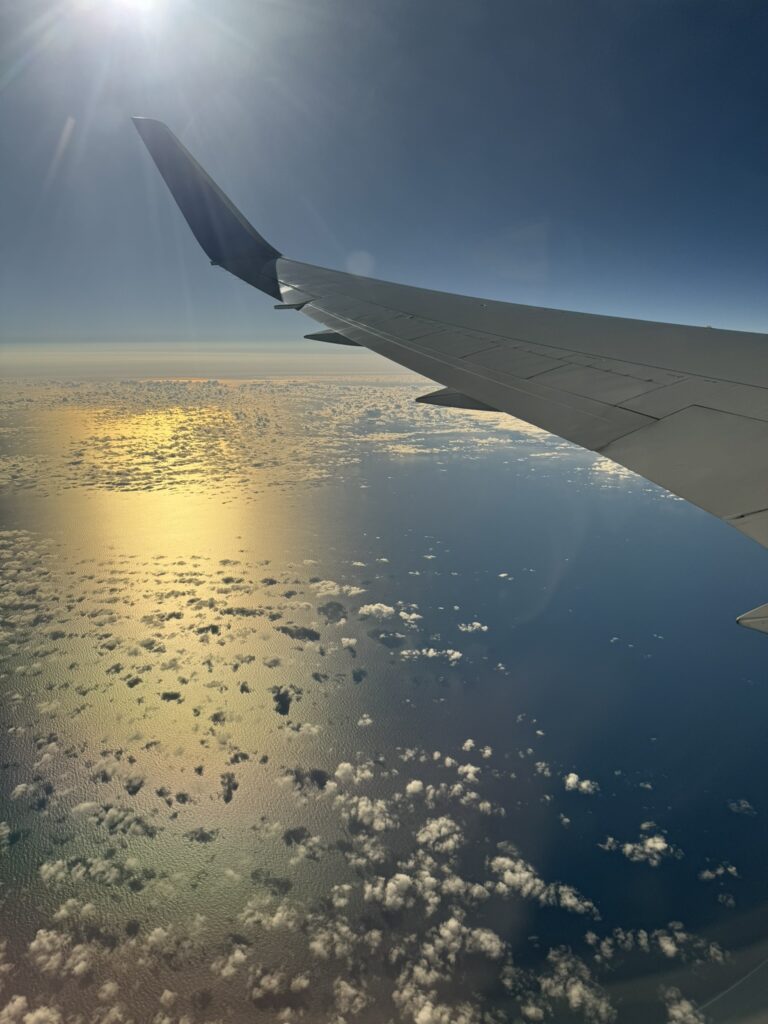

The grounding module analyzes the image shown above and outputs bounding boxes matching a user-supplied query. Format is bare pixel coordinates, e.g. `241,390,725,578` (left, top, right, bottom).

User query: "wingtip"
736,602,768,634
131,116,170,137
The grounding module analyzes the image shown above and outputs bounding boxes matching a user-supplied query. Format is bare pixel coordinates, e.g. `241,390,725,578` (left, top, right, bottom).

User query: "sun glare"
111,0,156,12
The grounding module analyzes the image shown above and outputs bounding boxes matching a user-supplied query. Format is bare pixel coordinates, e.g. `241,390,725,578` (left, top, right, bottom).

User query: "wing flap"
603,406,768,521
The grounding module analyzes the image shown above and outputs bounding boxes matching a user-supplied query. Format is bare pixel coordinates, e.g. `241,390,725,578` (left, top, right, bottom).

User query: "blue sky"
3,0,768,356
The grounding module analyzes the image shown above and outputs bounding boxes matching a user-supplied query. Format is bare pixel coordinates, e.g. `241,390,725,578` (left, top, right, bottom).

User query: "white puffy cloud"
400,648,463,665
698,862,738,881
464,928,504,959
336,793,397,832
334,977,369,1015
587,923,723,967
600,831,681,868
364,873,415,911
490,853,598,917
307,915,358,961
661,987,705,1023
538,949,615,1022
334,761,374,786
399,610,423,627
239,898,299,931
416,816,464,855
563,772,600,795
21,1009,63,1024
210,945,248,978
0,996,28,1024
27,930,94,978
358,603,395,619
313,580,366,598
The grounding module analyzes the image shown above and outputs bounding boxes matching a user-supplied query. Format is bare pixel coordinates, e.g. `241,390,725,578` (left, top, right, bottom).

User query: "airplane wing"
132,117,768,633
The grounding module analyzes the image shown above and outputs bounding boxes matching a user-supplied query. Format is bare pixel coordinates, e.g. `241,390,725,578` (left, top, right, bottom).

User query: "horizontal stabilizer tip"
304,331,360,346
132,116,282,299
416,388,498,411
736,603,768,634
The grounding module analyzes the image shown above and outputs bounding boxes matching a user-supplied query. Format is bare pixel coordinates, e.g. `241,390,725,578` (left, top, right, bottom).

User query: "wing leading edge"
132,117,768,633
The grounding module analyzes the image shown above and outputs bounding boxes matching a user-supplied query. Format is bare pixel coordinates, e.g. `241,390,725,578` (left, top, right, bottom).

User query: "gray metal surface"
133,118,768,630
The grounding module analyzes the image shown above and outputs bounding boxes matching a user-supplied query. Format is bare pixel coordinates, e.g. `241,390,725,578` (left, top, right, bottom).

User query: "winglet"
132,117,282,299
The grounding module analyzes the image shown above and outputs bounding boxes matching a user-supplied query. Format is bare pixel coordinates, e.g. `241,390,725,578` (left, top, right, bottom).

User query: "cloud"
600,829,681,868
464,927,504,959
661,987,705,1023
239,899,299,931
586,923,723,967
336,793,397,832
490,851,599,917
358,603,395,619
563,773,600,795
364,873,415,911
400,648,463,665
210,945,248,978
27,930,95,979
399,610,423,627
698,862,738,881
312,580,366,598
416,816,464,855
334,977,369,1015
727,797,756,815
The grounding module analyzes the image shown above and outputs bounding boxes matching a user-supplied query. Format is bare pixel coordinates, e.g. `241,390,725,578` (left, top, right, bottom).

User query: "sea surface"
1,375,768,1024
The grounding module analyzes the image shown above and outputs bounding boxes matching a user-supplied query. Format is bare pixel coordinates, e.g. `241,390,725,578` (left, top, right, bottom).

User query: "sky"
3,0,768,364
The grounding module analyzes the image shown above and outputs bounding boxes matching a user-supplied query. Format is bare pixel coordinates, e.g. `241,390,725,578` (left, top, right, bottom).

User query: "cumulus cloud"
490,851,599,917
312,580,366,598
416,816,465,856
727,797,756,815
336,793,397,832
563,772,600,795
210,945,248,978
399,610,423,627
400,647,463,665
27,930,95,979
661,987,705,1023
600,829,681,868
364,873,415,912
358,603,395,619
